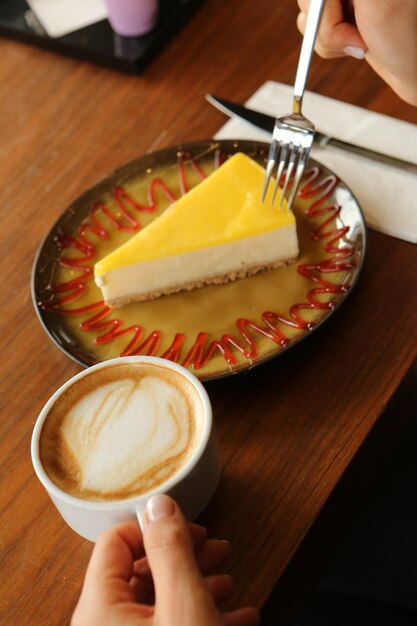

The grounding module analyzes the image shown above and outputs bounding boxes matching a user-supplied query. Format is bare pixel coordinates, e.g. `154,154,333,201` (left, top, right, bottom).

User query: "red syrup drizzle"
41,154,356,370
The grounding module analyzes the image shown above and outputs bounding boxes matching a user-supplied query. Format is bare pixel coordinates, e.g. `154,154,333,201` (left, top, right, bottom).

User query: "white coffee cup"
31,356,221,541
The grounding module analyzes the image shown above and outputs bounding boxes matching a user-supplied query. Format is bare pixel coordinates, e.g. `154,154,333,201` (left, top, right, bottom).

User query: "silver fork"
261,0,325,209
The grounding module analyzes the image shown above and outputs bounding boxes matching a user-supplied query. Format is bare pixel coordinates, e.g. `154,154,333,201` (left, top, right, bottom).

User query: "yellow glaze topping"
95,153,295,275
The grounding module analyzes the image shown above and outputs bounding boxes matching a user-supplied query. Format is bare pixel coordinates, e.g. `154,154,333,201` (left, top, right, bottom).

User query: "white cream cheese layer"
96,225,298,305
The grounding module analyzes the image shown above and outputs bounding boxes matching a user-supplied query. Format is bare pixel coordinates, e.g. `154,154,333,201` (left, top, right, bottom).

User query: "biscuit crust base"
106,256,298,308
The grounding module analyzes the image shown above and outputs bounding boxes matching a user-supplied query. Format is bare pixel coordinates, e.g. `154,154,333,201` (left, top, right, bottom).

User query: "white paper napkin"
27,0,107,38
215,81,417,243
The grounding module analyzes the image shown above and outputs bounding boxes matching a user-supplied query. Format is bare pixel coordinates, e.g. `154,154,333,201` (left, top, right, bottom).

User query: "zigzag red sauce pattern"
41,151,356,370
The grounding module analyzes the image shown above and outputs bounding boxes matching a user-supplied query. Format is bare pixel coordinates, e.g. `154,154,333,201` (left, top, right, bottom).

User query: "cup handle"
135,503,146,531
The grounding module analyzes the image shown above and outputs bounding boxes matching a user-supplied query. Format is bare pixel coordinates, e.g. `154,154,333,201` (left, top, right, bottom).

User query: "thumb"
143,494,220,625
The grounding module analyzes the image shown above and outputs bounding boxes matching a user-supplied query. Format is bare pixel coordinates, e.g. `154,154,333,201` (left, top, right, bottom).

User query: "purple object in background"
104,0,158,36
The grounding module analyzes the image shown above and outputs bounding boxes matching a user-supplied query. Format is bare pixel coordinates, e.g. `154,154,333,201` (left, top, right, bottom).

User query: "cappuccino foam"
39,363,203,501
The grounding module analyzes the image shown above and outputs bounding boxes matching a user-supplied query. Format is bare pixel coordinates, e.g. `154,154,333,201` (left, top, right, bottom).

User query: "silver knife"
206,94,417,173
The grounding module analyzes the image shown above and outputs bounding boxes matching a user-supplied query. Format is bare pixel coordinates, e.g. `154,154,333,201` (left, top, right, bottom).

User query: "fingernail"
343,46,366,59
146,494,175,522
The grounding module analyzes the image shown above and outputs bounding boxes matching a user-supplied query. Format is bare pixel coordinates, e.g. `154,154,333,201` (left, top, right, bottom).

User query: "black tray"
0,0,205,74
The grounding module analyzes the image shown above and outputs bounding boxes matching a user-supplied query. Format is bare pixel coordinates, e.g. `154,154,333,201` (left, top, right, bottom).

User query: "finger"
132,520,207,563
188,522,208,547
129,574,153,605
131,522,210,578
297,0,310,12
130,536,231,606
130,570,234,607
196,538,231,572
143,495,220,622
205,574,234,604
223,607,260,626
297,7,344,59
297,0,366,59
134,536,230,580
84,521,145,593
129,561,155,604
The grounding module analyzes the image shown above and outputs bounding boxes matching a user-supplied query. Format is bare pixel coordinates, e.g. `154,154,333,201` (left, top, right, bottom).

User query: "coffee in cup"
32,357,220,541
39,362,204,502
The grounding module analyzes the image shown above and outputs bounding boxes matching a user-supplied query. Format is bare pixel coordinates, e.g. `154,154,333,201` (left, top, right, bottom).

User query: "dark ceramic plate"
32,139,366,381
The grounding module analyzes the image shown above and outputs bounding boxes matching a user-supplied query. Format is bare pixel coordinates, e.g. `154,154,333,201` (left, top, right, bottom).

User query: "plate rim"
31,138,368,380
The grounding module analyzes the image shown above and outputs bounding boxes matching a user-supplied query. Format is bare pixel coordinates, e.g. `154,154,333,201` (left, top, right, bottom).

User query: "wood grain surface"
0,1,416,624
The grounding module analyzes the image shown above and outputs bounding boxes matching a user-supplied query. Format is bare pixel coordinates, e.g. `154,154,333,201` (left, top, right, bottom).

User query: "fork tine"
270,142,288,206
278,144,297,209
286,148,307,211
261,139,279,202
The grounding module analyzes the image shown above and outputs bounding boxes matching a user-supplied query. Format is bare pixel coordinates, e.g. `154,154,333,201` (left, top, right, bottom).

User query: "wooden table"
1,1,416,624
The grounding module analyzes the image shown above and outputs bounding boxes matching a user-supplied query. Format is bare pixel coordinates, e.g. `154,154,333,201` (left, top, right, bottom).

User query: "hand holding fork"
262,0,325,210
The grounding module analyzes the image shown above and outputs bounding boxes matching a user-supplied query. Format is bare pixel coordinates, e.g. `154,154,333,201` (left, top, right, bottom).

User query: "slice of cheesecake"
94,153,299,307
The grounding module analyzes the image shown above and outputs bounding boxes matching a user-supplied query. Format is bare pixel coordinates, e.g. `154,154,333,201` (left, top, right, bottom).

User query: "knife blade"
206,94,417,173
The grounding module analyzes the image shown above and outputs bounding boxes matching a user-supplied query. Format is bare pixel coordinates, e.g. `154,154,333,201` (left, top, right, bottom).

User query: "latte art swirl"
40,364,202,501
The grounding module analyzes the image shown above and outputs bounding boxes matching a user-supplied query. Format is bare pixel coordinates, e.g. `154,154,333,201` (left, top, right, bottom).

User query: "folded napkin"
27,0,107,38
215,81,417,243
